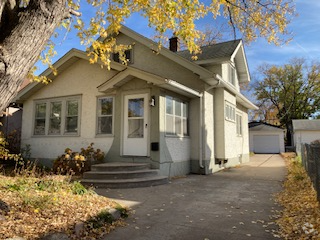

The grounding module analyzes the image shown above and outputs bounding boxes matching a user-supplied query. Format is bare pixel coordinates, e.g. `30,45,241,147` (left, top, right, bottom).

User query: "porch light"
150,96,156,106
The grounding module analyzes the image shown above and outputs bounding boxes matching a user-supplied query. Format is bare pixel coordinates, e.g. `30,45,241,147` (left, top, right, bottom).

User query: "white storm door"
123,94,149,156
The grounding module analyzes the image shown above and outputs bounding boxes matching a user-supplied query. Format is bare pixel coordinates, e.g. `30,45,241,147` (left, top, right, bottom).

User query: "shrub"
53,143,105,175
71,181,88,195
0,131,21,162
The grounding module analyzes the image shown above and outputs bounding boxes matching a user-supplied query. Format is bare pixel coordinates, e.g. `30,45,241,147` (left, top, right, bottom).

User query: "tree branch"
227,6,236,39
64,8,81,19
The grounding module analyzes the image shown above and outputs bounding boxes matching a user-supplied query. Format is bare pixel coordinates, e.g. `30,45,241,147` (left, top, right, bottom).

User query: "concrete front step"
81,176,169,189
82,162,168,188
91,162,150,172
83,169,159,180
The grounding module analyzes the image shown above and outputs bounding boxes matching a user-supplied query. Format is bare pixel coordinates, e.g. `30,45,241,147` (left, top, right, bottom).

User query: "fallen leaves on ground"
0,175,127,239
275,156,320,239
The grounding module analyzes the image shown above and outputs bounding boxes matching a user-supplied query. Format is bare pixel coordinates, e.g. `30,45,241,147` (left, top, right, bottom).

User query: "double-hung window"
225,101,236,122
34,103,46,135
34,96,81,136
236,113,243,136
48,101,62,135
166,96,188,136
97,97,114,135
65,100,79,133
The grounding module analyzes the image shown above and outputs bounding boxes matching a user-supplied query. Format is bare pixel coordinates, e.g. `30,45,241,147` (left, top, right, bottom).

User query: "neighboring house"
248,122,285,154
0,104,23,137
293,119,320,155
1,79,30,153
14,26,257,177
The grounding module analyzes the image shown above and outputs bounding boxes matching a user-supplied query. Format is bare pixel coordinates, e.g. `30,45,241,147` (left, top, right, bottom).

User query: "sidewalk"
96,154,286,240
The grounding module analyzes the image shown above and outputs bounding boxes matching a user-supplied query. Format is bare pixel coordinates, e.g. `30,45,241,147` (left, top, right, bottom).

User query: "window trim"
165,95,189,137
96,96,115,136
33,95,81,137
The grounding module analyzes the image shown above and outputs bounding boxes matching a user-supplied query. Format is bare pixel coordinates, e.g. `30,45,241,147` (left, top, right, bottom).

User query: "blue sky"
38,0,320,79
245,0,320,73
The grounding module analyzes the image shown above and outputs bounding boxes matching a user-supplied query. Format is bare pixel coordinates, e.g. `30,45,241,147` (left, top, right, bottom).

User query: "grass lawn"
0,169,128,239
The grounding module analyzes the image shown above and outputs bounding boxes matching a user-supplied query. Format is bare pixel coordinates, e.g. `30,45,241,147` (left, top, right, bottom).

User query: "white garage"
293,119,320,155
249,122,285,154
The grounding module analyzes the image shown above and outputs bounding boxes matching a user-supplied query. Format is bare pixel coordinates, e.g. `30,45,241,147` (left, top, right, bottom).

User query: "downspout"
199,77,221,169
199,93,204,168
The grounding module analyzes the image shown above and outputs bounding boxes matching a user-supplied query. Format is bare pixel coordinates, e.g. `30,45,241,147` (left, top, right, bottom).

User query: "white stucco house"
293,119,320,155
249,122,285,154
14,26,257,177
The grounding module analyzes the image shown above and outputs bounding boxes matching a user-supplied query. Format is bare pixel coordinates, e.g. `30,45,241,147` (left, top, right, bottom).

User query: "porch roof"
97,66,202,98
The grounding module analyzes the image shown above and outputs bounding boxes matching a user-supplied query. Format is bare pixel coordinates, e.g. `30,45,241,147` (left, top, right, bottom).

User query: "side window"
225,101,236,122
165,96,174,135
228,64,236,86
97,97,113,134
165,96,188,136
236,114,242,135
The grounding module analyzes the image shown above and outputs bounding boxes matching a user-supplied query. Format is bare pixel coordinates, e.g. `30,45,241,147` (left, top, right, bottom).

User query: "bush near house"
53,143,105,175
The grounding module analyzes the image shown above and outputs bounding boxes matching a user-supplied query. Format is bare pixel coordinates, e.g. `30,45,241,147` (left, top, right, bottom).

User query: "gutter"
165,79,202,97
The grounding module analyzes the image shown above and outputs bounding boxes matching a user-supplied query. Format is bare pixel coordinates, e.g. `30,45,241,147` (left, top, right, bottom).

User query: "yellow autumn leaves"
30,0,294,83
276,155,320,239
78,0,294,68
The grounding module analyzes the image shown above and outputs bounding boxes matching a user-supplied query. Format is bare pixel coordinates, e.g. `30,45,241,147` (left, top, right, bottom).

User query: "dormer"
177,39,250,92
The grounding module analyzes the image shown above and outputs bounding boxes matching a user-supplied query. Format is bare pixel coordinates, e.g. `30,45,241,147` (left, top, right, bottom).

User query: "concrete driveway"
96,154,286,240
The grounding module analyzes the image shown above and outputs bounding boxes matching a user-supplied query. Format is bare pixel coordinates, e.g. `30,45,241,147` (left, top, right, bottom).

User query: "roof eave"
14,49,126,102
231,41,251,83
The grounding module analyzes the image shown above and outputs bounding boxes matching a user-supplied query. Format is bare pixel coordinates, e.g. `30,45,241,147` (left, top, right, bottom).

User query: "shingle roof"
248,121,283,131
292,119,320,131
177,39,241,61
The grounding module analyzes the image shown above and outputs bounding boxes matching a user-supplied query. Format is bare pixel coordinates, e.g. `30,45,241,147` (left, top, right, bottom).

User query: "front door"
123,93,149,156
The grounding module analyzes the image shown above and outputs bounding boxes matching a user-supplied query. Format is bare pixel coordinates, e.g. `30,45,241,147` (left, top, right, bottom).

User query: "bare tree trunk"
0,0,68,112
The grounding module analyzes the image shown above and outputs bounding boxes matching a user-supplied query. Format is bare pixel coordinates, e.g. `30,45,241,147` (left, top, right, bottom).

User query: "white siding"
295,130,320,154
21,59,116,160
165,137,190,162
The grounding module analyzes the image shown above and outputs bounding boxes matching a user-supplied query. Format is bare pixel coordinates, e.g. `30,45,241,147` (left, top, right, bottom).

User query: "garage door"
253,135,280,153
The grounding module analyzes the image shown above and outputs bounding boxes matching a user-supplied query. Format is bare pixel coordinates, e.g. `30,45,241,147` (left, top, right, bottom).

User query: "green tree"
253,58,320,145
0,0,295,112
